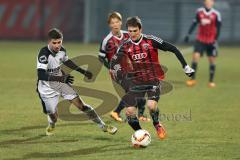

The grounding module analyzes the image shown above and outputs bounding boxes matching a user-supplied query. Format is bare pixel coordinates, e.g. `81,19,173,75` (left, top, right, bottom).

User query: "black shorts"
194,40,218,57
122,81,161,107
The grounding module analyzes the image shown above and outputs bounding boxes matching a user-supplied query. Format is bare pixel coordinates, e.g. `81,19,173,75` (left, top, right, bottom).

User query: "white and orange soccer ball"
131,129,151,148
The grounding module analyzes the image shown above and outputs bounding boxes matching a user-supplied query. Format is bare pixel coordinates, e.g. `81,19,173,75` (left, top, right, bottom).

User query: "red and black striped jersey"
99,30,129,61
195,7,221,44
114,34,167,84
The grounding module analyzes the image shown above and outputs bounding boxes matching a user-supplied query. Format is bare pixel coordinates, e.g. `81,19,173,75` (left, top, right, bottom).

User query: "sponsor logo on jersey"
132,52,147,61
201,18,211,25
47,67,61,74
210,15,215,20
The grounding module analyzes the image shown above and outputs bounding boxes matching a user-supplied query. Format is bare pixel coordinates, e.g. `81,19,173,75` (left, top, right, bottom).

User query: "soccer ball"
131,129,151,147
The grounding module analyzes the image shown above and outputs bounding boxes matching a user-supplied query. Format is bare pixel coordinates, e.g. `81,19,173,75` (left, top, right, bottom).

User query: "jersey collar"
48,45,58,57
111,30,124,40
203,7,214,15
130,34,143,45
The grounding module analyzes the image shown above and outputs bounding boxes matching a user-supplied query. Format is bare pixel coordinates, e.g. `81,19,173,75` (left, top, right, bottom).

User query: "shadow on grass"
0,122,93,134
0,125,118,146
0,135,45,145
0,134,81,146
4,144,134,160
0,122,110,146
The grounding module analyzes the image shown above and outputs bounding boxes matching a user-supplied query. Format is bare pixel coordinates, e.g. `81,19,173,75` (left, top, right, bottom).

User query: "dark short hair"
126,16,142,29
48,28,63,39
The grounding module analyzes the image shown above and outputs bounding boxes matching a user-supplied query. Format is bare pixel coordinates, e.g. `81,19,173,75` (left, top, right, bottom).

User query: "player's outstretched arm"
37,69,74,84
63,60,92,79
160,41,195,77
161,41,187,67
184,21,198,43
184,14,199,43
215,20,222,41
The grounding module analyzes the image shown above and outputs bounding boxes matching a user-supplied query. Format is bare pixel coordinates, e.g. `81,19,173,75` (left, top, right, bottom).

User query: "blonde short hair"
107,12,122,24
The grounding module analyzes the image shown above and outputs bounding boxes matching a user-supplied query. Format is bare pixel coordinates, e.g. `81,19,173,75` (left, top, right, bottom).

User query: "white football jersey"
37,45,68,98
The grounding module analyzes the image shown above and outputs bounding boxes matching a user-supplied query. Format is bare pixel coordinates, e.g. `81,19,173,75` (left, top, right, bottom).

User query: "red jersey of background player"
114,34,167,84
99,30,129,61
195,7,221,44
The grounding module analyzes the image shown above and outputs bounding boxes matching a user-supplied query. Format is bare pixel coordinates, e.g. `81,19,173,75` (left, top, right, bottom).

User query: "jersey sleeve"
37,48,49,70
215,10,222,40
63,53,68,62
186,10,200,35
99,40,107,58
61,47,68,62
149,35,167,51
194,10,200,23
109,44,127,83
216,10,222,23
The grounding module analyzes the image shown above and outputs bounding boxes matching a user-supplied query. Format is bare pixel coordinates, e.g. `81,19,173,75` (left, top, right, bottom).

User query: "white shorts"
37,83,78,114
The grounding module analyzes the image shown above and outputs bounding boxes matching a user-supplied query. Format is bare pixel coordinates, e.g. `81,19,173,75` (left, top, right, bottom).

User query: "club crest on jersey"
132,52,147,61
39,55,47,63
200,14,204,18
210,15,215,20
142,43,150,50
106,43,115,51
59,58,63,62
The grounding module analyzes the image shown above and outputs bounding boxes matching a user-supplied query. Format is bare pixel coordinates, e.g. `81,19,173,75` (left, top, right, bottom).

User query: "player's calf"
148,104,167,139
46,114,57,136
126,107,142,131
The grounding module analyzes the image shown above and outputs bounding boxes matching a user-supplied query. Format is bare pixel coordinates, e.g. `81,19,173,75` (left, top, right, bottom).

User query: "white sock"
82,105,105,129
47,115,55,127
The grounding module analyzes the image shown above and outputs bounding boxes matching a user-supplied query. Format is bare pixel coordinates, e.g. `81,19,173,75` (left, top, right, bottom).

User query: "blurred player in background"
37,28,117,136
98,12,150,122
110,17,195,139
184,0,222,87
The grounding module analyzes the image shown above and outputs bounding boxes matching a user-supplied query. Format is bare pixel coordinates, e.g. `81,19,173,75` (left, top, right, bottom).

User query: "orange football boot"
208,82,216,88
155,123,167,140
110,111,123,122
186,80,197,87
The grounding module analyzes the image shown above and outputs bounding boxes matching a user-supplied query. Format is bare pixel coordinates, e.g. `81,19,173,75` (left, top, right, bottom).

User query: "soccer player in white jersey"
37,28,117,136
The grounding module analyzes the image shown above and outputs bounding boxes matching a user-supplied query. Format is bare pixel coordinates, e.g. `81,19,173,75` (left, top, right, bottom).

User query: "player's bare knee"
208,56,216,64
147,100,157,111
148,106,157,112
125,107,136,117
193,53,200,62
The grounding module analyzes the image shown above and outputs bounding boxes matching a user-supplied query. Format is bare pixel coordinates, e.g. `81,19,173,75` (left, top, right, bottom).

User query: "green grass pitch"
0,41,239,160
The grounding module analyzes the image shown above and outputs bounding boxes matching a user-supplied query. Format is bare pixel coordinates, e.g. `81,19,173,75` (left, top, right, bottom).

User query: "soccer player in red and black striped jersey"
184,0,222,88
99,12,129,69
110,17,194,140
99,12,149,122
